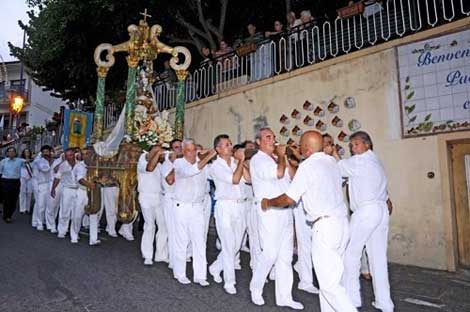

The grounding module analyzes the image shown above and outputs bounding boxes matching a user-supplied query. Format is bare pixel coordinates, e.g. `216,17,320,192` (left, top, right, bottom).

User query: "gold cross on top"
140,9,152,23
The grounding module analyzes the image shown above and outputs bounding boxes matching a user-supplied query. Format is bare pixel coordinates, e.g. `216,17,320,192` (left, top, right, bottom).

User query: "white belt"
64,186,79,190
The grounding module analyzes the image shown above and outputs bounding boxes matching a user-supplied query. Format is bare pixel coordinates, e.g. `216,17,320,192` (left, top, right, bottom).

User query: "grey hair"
350,131,373,150
182,138,196,149
300,10,312,18
254,127,272,141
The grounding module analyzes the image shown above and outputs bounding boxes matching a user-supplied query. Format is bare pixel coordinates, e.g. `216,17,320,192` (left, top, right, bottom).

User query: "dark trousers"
1,178,21,220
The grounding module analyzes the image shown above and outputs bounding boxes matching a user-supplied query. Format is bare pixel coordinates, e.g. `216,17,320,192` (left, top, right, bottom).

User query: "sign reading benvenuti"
398,29,470,137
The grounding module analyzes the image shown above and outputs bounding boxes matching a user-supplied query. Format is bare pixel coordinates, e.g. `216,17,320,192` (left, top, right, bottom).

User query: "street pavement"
1,213,469,312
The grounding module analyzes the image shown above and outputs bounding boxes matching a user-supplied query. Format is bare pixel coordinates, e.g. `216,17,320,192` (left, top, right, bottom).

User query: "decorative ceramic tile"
398,29,470,136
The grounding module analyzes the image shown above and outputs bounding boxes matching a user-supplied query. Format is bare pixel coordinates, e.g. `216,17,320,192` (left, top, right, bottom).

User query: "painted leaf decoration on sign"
407,91,415,100
405,85,411,90
409,116,417,123
408,104,416,113
406,76,410,83
424,113,432,122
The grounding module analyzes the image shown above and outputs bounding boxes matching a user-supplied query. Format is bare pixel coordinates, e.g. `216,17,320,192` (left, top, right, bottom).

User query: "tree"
10,0,344,102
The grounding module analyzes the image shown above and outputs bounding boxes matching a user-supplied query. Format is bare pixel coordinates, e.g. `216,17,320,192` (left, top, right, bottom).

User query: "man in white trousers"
332,131,394,312
293,201,320,294
159,139,182,269
166,139,215,286
32,145,53,231
45,153,64,233
262,130,357,312
249,127,303,310
51,148,95,244
141,145,168,265
208,134,247,294
233,143,259,269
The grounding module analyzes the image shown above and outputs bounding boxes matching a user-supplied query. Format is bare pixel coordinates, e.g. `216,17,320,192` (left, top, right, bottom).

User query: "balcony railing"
155,0,469,110
104,102,124,130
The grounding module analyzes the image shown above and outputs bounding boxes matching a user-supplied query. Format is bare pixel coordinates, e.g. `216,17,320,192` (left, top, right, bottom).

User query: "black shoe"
5,218,12,223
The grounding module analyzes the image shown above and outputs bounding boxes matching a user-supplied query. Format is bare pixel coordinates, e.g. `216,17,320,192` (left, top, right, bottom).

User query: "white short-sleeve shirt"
337,150,388,211
137,152,162,194
55,161,87,189
250,150,290,200
210,156,244,201
286,152,348,220
173,157,209,203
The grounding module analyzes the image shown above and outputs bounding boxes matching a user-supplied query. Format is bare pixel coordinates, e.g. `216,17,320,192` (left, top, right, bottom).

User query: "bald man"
262,131,357,312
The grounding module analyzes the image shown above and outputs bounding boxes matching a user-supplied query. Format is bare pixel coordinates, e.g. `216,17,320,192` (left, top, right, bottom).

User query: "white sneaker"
50,229,58,234
89,240,101,246
278,300,304,310
209,266,222,283
177,277,191,285
119,229,134,241
224,285,237,295
251,291,265,306
71,239,78,244
57,233,65,239
371,301,393,312
107,231,118,238
36,226,44,231
194,279,209,287
298,283,319,294
144,258,153,266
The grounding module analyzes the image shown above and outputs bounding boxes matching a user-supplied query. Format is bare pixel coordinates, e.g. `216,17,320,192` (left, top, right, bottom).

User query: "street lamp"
11,94,25,114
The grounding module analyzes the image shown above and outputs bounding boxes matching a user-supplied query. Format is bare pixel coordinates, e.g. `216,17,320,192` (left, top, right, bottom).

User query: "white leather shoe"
224,285,237,295
298,283,319,294
209,266,222,283
144,258,153,265
89,240,101,246
195,279,209,287
177,277,191,285
278,300,304,310
251,291,265,306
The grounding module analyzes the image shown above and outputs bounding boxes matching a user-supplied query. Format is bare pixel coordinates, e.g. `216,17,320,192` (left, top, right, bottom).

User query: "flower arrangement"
133,110,173,151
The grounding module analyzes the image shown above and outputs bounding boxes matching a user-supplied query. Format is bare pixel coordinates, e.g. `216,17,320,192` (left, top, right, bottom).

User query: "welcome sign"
398,29,470,137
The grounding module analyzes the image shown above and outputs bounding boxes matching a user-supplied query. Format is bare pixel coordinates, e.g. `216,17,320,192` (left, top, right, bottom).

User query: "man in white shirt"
262,130,357,312
331,131,394,312
249,127,303,310
159,139,182,270
208,134,247,295
51,148,95,244
166,139,216,286
139,145,167,265
45,152,64,233
31,145,53,231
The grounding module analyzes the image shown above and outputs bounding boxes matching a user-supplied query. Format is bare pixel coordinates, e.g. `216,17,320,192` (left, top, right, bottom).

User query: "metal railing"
104,102,124,130
0,127,63,158
155,0,469,110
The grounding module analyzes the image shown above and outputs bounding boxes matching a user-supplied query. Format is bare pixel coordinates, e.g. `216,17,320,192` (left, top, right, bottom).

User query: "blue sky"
0,1,29,62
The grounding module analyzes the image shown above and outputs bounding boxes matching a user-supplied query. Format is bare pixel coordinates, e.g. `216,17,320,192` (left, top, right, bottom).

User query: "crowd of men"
0,128,394,312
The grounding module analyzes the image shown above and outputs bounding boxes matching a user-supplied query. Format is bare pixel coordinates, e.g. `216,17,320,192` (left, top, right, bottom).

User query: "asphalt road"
1,213,469,312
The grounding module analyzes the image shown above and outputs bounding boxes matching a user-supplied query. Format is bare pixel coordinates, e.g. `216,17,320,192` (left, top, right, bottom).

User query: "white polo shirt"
55,161,87,189
337,150,388,211
33,156,51,185
210,156,244,201
173,157,209,203
250,150,290,200
137,152,162,195
159,153,175,197
286,152,348,221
